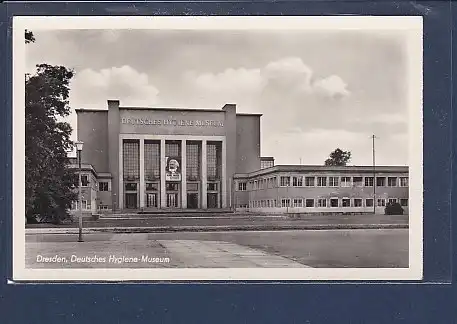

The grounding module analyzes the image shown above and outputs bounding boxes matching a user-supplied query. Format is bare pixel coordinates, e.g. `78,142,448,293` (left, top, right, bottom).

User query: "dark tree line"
25,30,77,224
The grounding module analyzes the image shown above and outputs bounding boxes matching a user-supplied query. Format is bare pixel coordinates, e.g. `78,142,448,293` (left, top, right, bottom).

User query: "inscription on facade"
121,117,224,127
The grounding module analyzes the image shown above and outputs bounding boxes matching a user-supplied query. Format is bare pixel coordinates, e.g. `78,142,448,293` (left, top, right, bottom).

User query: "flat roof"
120,106,224,113
75,107,262,116
236,113,263,117
75,109,108,113
235,164,409,178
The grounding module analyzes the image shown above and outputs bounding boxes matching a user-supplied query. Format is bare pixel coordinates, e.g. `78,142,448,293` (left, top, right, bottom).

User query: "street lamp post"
75,140,84,242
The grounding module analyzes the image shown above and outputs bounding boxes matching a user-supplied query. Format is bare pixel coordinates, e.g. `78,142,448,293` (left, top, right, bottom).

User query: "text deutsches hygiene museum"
121,117,224,127
35,254,171,264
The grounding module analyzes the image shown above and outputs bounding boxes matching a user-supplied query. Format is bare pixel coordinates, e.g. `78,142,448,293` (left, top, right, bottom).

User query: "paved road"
26,228,408,268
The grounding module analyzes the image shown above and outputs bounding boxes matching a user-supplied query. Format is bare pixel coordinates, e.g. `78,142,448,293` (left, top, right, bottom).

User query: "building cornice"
75,109,108,113
119,107,224,113
234,165,409,179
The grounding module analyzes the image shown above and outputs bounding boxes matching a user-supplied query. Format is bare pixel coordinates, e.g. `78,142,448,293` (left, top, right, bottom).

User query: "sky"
25,29,410,165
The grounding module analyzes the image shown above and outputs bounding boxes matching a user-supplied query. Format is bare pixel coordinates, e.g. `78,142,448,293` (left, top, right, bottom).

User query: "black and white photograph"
13,16,423,281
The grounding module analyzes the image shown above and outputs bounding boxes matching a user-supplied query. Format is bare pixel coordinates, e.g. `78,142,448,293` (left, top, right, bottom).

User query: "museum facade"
72,100,262,213
70,100,409,215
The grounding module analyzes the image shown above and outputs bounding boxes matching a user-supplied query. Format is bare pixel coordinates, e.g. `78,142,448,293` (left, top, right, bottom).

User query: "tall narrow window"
207,142,220,181
165,142,180,157
144,140,160,181
123,140,140,181
186,142,200,180
81,175,89,187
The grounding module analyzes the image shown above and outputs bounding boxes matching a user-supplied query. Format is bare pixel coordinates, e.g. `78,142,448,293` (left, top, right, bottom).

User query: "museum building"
70,100,409,215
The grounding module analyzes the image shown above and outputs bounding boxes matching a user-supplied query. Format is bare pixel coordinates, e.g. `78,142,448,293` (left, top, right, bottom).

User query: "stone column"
181,139,187,209
107,100,120,211
160,139,166,208
221,140,227,208
139,138,145,209
118,138,123,210
201,140,207,209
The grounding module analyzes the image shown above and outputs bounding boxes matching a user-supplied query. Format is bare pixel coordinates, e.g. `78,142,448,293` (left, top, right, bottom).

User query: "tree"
25,31,77,224
25,29,35,44
385,202,404,215
324,148,351,166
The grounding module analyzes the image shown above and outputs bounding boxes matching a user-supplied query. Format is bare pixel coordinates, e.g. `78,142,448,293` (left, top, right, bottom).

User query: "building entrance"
187,193,199,209
207,193,218,208
167,193,178,208
166,182,180,208
125,193,137,209
146,193,158,208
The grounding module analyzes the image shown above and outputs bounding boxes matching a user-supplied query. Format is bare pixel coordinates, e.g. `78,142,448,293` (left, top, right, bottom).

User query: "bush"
385,202,404,215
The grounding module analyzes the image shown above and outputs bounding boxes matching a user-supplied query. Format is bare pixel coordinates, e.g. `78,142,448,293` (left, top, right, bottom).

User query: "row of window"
72,174,112,192
123,140,222,181
70,201,111,210
70,201,90,210
238,176,409,191
249,197,409,208
124,182,219,192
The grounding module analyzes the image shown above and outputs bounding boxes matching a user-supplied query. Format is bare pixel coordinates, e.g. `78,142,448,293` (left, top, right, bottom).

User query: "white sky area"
25,29,409,165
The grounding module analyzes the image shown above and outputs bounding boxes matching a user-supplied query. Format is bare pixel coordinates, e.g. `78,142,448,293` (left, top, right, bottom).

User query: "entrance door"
146,193,157,208
167,193,178,208
207,193,218,208
187,193,199,209
125,193,137,209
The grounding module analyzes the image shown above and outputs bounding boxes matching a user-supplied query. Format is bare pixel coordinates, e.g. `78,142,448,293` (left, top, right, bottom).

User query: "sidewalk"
26,223,408,235
26,213,408,233
26,234,309,268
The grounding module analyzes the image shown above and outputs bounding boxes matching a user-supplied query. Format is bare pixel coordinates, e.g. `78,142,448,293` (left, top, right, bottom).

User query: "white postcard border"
12,16,423,281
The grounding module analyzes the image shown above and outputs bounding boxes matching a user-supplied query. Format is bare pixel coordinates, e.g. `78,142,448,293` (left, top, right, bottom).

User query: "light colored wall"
108,100,121,210
235,171,409,214
77,111,109,172
236,115,261,173
223,104,237,208
119,109,225,136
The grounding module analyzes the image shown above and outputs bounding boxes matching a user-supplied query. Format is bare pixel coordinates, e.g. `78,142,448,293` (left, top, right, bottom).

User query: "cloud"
70,65,160,108
313,75,350,98
184,67,264,95
26,30,408,165
183,57,350,106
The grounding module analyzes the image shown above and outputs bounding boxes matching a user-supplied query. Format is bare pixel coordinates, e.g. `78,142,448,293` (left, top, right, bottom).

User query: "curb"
26,224,409,234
